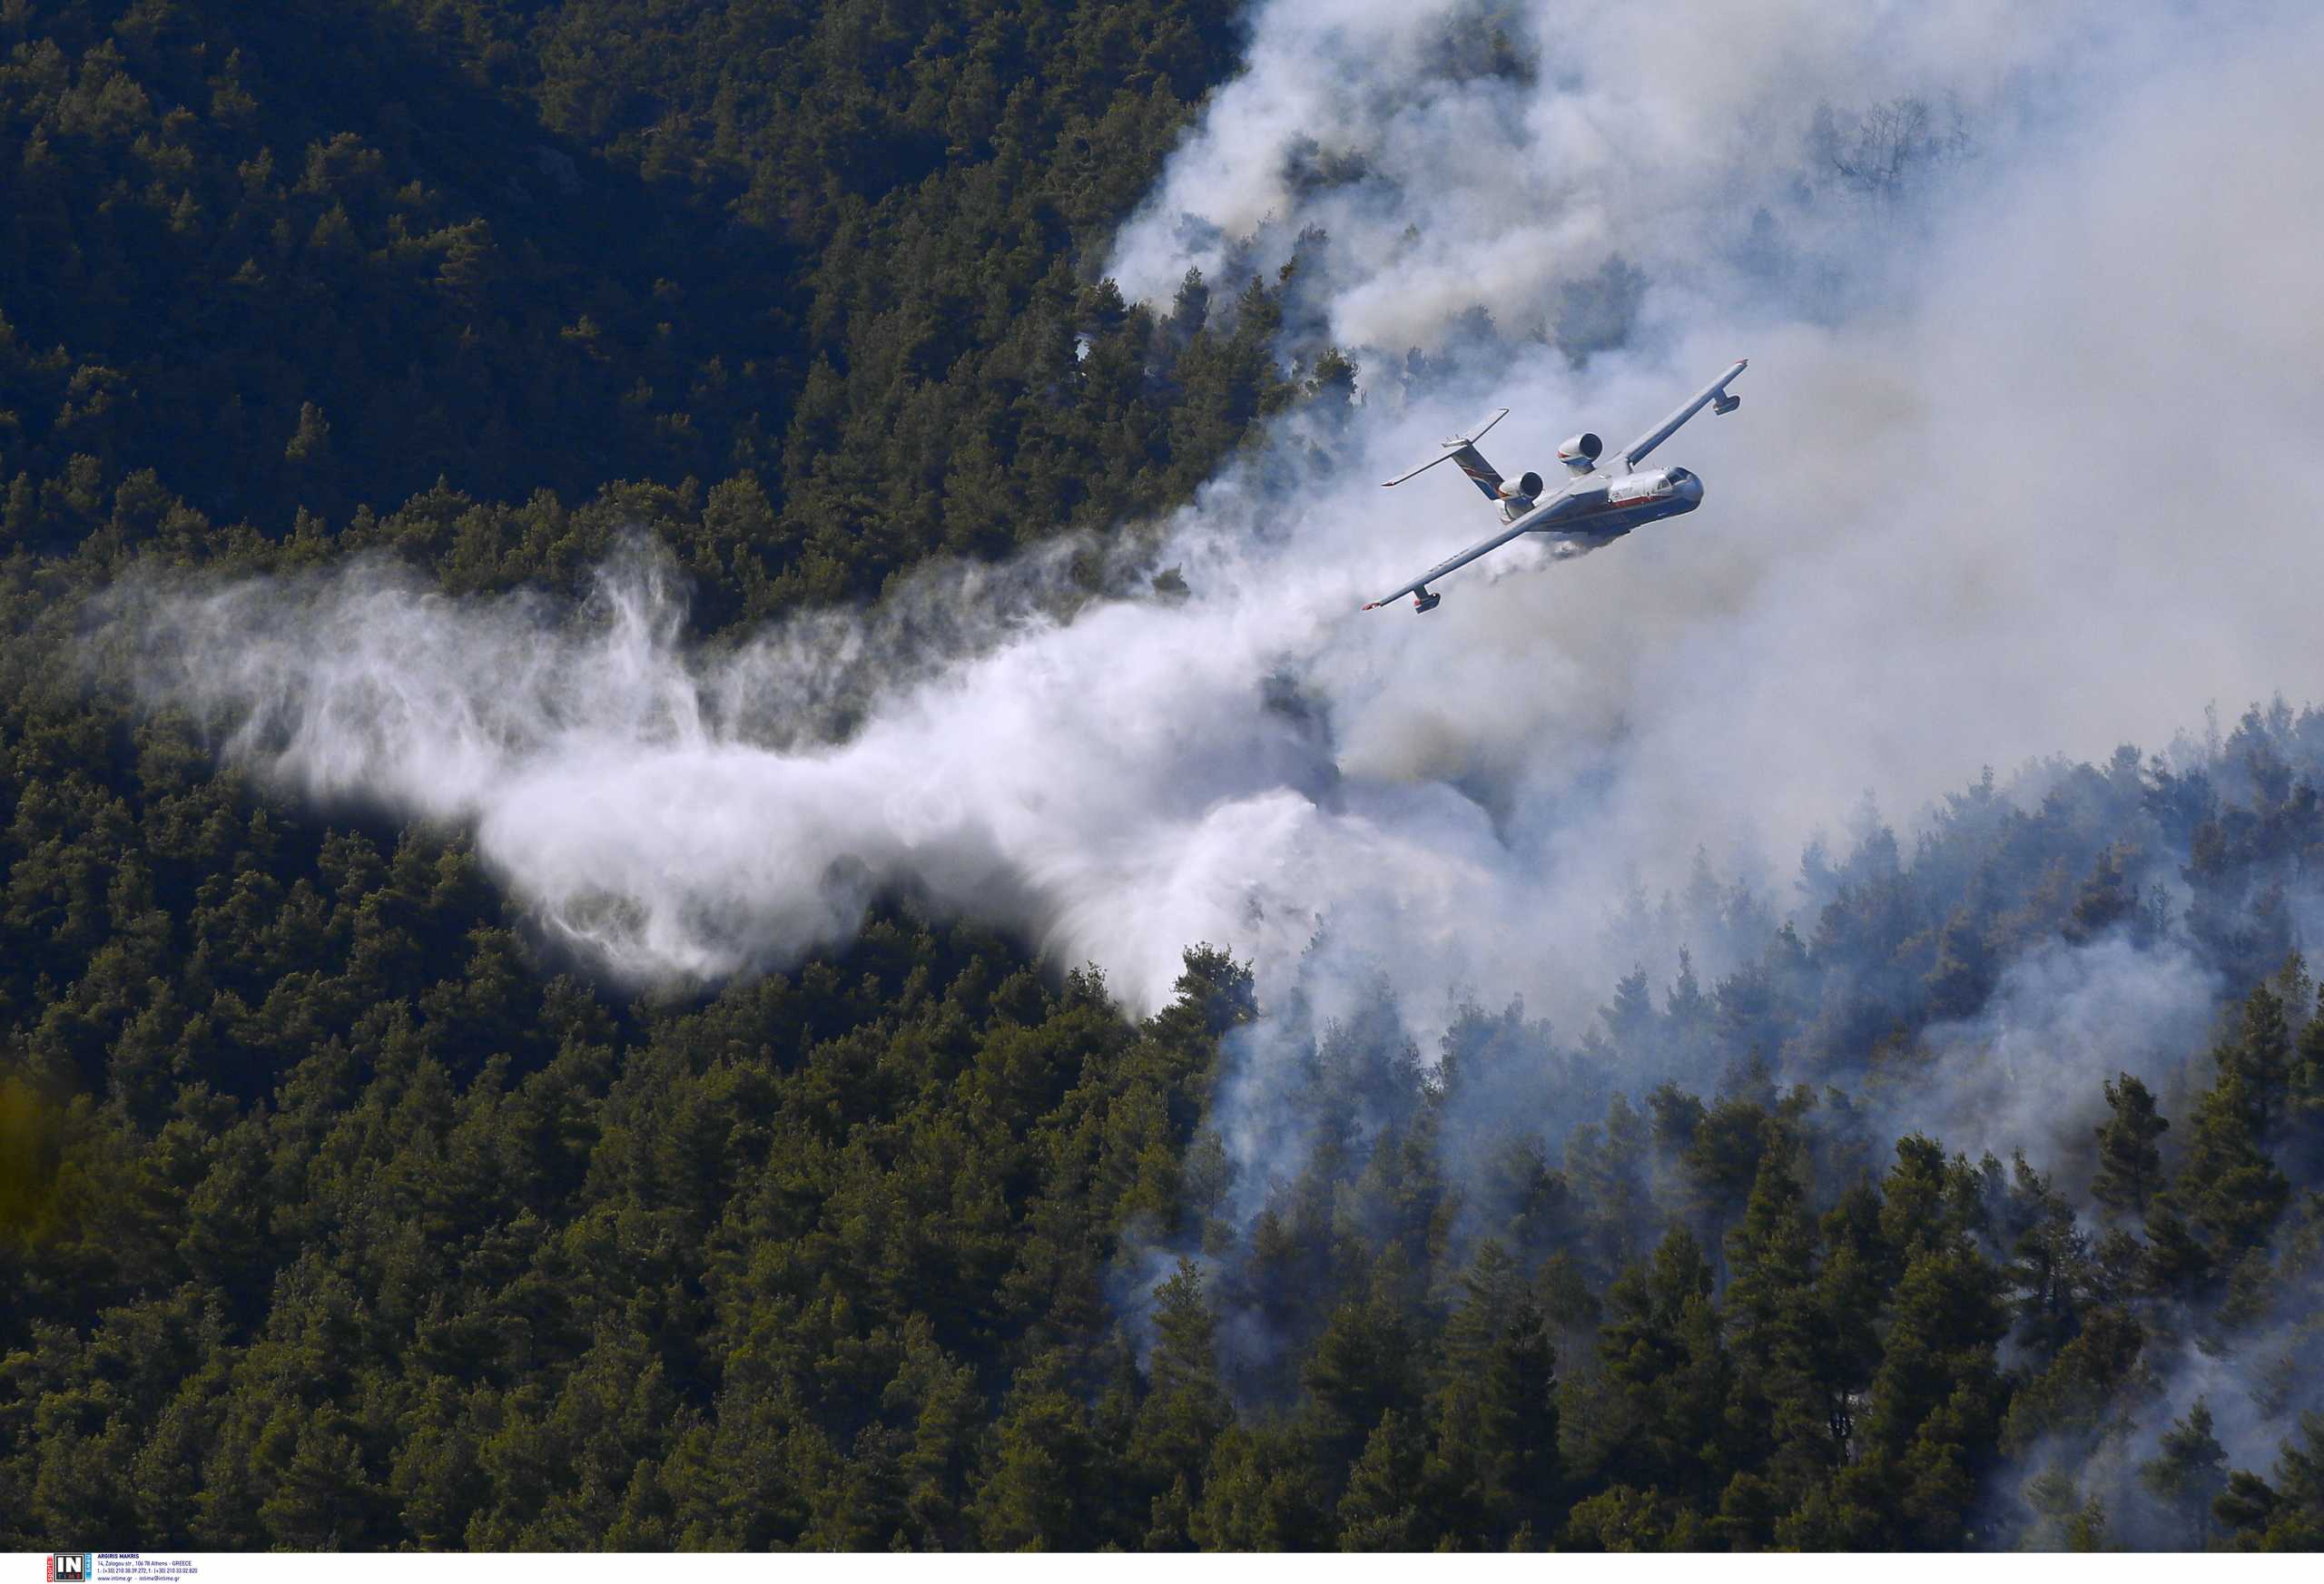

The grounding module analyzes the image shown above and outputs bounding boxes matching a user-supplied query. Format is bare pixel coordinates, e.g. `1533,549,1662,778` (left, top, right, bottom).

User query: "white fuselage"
1513,465,1705,543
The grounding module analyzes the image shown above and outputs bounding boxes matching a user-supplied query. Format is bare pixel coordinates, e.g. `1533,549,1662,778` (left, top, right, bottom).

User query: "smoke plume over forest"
110,0,2324,1072
20,0,2324,1551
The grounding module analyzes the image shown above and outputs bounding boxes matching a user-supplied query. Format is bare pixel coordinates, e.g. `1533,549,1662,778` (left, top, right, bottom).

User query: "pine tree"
2225,980,2295,1136
2063,844,2138,944
1132,1259,1233,1544
1427,1241,1559,1544
1602,967,1658,1057
1924,907,1994,1019
283,401,332,467
1666,949,1714,1056
967,1348,1109,1550
2291,1001,2324,1133
1811,1182,1890,1458
1853,1244,2011,1547
2140,1399,2228,1547
1582,1225,1733,1504
1721,1144,1837,1527
1879,1134,1987,1264
1189,1425,1328,1550
1299,1294,1422,1487
2172,1069,2290,1258
2092,1073,2170,1216
2004,1155,2092,1359
2212,1411,2324,1551
2022,1467,2110,1550
1570,1094,1655,1274
1336,1410,1428,1550
2137,1197,2216,1296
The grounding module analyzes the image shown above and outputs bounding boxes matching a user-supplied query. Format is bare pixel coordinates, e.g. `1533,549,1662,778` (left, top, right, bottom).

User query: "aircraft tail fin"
1382,408,1511,500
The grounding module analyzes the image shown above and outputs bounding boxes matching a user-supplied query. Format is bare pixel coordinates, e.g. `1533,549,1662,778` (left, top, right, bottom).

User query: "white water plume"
109,519,1556,1013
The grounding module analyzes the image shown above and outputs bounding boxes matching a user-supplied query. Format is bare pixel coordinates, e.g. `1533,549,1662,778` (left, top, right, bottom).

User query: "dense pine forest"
4,0,2322,1553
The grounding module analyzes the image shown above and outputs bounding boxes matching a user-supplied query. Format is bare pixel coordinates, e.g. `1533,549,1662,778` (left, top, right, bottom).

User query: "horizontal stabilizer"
1382,408,1511,487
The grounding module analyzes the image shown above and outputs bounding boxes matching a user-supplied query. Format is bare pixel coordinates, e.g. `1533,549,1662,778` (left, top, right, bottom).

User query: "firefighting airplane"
1364,359,1748,613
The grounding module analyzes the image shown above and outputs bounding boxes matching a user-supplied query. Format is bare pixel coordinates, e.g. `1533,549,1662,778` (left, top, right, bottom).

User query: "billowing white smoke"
1895,935,2222,1176
109,0,2324,1060
1128,1,2324,910
1081,0,2324,1510
1108,0,2143,351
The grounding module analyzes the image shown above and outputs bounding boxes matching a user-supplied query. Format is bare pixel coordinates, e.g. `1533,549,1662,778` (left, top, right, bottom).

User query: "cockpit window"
1666,467,1689,484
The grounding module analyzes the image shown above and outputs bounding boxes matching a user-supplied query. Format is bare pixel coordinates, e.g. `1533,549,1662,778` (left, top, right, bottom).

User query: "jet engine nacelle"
1556,432,1603,473
1496,469,1545,501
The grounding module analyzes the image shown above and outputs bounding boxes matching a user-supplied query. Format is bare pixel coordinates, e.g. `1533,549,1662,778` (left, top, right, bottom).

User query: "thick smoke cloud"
1087,0,2324,1520
1108,0,2141,352
101,0,2324,1043
1272,6,2324,908
1902,935,2221,1180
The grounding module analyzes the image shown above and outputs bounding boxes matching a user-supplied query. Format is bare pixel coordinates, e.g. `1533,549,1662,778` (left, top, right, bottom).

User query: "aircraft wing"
1362,522,1533,609
1616,359,1748,469
1362,491,1584,609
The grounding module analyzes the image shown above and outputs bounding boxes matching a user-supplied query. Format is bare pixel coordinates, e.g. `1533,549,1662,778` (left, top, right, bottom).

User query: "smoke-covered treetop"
7,0,2324,1558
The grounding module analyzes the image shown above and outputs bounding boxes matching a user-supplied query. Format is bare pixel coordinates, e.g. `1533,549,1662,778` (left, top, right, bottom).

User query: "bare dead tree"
1809,96,1974,203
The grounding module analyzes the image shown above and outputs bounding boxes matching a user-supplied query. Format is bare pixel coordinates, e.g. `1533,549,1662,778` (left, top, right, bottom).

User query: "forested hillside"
2,0,1333,599
4,0,2322,1555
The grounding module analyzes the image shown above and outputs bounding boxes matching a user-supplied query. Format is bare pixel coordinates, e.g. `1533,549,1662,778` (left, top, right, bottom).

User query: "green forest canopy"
3,0,2322,1553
